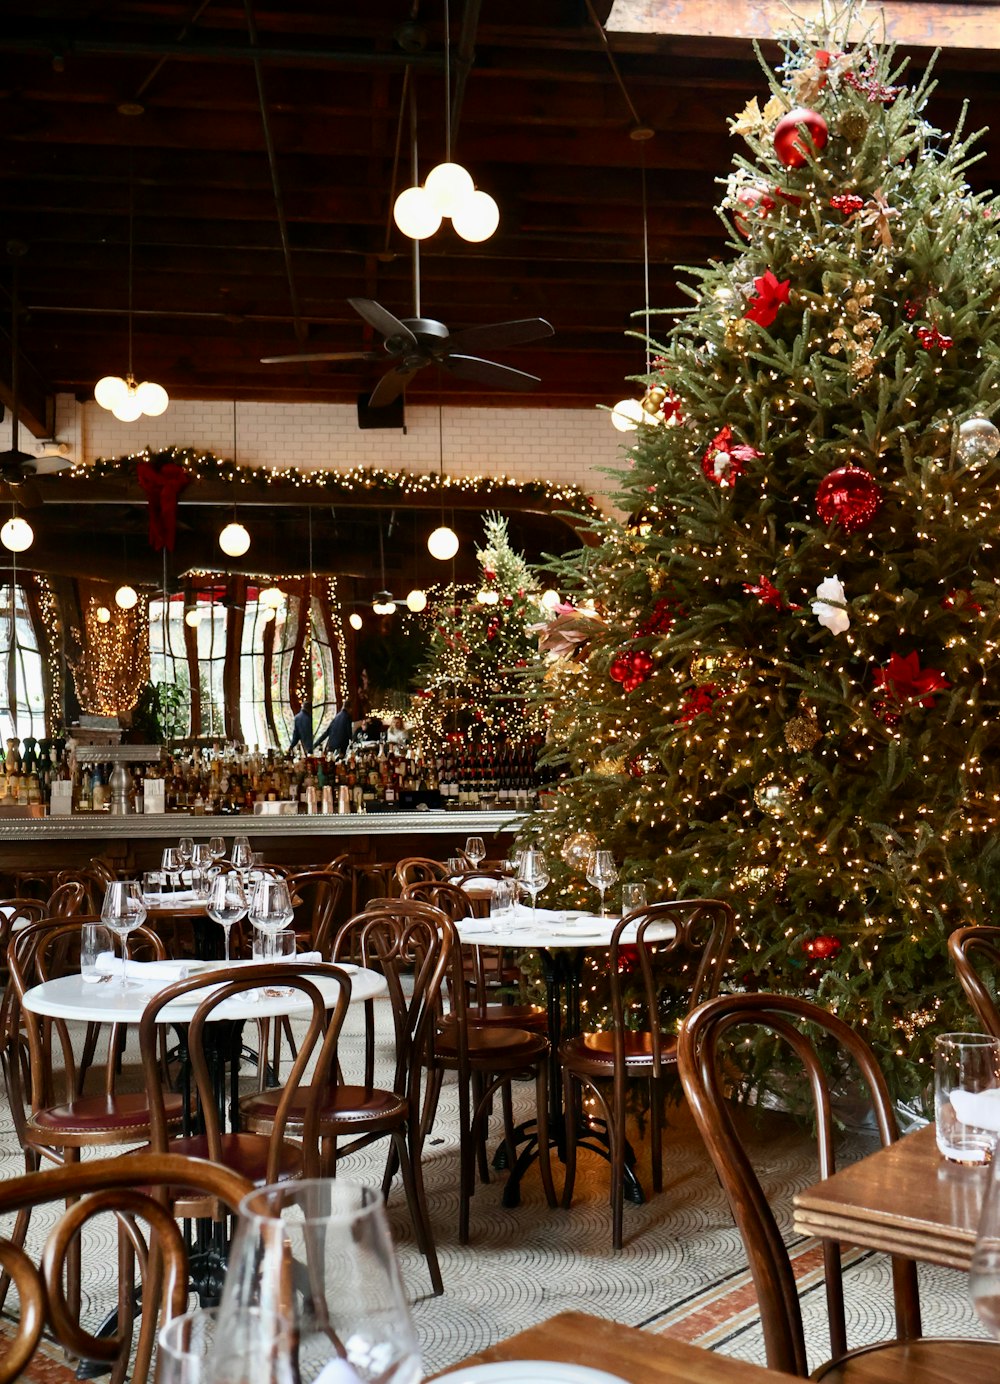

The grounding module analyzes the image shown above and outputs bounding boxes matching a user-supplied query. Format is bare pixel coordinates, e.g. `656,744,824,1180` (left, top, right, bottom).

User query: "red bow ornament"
873,651,950,709
743,270,792,327
136,459,192,552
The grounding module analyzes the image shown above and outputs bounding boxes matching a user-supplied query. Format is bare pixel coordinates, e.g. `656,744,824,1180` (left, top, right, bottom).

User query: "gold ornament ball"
734,864,771,897
561,830,599,871
784,706,821,753
593,756,626,778
754,772,800,818
690,650,748,689
837,109,868,143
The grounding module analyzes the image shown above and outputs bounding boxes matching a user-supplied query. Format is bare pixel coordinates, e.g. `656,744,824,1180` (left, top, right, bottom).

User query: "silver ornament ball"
957,416,1000,465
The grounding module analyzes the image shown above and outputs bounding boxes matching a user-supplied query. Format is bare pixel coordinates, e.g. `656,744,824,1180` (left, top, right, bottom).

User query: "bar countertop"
0,810,525,842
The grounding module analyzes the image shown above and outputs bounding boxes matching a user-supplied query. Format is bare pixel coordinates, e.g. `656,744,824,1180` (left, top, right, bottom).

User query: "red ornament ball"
773,107,829,168
804,934,841,960
609,657,628,684
816,465,882,533
733,186,776,238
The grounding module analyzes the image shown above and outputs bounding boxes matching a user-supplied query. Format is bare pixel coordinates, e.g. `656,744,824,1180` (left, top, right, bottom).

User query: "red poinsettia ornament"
701,426,764,487
743,270,792,327
743,575,800,611
874,651,950,708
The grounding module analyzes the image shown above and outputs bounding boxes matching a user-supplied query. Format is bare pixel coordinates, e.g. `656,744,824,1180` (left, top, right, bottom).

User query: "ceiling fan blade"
447,317,554,354
7,476,43,509
348,298,418,349
261,350,382,364
445,355,541,391
31,454,72,475
367,364,422,409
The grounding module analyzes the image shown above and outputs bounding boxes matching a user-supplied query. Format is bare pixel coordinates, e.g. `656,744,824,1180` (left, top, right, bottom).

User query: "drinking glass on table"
208,836,227,864
248,878,294,952
586,850,618,918
207,874,247,962
100,881,146,989
230,839,253,874
178,836,194,874
191,843,213,872
158,1305,295,1384
517,848,549,918
621,881,648,915
218,1179,422,1384
934,1032,1000,1164
972,1148,1000,1337
464,836,486,868
80,923,112,984
161,847,182,891
141,870,162,899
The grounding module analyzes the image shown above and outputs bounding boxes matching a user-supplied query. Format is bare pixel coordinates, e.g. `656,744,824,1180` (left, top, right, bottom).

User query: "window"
0,580,46,743
149,595,192,736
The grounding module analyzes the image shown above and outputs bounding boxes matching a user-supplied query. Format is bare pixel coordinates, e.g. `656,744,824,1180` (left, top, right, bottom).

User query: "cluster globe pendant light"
94,149,169,422
406,588,427,612
392,0,498,243
611,131,664,433
219,402,250,557
1,515,33,553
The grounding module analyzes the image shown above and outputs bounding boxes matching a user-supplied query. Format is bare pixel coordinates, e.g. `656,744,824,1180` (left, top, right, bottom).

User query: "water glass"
517,849,549,917
100,881,147,989
178,836,194,867
249,878,294,942
218,1180,422,1384
972,1150,1000,1337
465,836,486,868
142,870,162,898
621,881,648,915
208,836,227,862
80,923,112,983
586,849,618,917
157,1305,295,1384
191,843,213,872
490,878,515,919
207,874,247,963
253,929,295,996
934,1032,1000,1164
161,847,182,890
231,839,253,873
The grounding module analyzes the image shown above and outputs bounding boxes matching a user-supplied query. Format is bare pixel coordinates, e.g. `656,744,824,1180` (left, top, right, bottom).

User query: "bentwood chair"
677,992,1000,1378
138,963,353,1215
0,1153,252,1384
394,856,450,890
285,866,351,958
44,878,87,917
242,903,450,1295
1,918,188,1317
948,925,1000,1038
559,899,734,1249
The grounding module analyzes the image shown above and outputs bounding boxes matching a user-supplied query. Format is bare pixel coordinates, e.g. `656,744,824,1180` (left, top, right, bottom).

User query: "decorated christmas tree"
409,514,549,752
529,2,1000,1104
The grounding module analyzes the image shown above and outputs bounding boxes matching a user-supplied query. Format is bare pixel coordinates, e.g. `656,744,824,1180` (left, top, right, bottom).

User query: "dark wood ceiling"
2,1,999,434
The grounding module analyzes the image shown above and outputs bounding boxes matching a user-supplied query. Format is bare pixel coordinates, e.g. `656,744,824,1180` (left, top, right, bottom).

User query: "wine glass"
465,835,486,869
158,1305,295,1384
178,836,194,881
231,838,253,874
207,874,247,962
191,843,213,871
100,881,146,989
218,1179,422,1384
517,848,549,918
971,1138,1000,1336
586,849,619,918
161,847,182,891
208,835,227,864
248,878,293,958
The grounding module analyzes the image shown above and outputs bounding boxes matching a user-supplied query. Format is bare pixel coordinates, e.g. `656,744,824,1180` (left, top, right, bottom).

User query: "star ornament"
744,270,792,327
873,651,951,708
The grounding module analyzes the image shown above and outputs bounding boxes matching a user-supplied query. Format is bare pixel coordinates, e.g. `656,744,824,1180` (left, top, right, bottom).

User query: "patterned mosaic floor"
0,993,988,1377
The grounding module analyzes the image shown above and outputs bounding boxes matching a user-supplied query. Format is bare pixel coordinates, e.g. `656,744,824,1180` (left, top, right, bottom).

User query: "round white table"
22,961,386,1024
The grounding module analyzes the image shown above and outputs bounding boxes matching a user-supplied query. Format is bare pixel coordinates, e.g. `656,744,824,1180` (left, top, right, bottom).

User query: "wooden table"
431,1310,1000,1383
431,1311,800,1382
793,1122,987,1271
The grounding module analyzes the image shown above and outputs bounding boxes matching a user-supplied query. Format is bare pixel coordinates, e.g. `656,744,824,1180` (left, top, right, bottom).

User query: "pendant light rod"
443,0,452,162
127,144,134,379
641,151,651,372
410,81,422,318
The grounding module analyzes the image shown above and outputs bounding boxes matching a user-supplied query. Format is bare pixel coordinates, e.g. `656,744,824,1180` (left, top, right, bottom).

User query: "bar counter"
0,810,523,876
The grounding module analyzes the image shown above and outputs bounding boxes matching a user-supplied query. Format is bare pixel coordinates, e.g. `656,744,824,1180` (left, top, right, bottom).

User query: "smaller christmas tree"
408,514,549,752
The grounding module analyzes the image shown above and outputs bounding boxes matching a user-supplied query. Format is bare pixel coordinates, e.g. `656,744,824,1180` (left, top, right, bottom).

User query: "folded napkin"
950,1086,1000,1133
144,889,203,906
449,875,501,891
93,954,191,984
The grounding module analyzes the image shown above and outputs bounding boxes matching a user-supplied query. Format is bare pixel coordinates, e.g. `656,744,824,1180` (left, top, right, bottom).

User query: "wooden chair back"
394,856,449,890
286,866,351,958
138,962,353,1180
44,879,87,917
0,1152,251,1384
401,879,475,922
677,992,920,1377
948,925,1000,1039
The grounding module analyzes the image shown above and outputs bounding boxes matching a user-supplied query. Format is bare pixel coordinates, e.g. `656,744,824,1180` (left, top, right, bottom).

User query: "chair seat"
241,1083,407,1134
469,1002,548,1032
815,1336,1000,1381
435,1019,547,1067
28,1091,186,1145
560,1029,677,1075
141,1131,302,1188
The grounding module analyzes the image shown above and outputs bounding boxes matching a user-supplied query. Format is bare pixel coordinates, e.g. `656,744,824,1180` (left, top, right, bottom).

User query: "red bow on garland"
744,270,792,328
873,651,950,708
136,459,192,552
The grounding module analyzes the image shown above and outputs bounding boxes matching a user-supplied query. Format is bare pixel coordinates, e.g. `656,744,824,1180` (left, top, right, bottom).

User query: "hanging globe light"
95,605,112,624
452,189,500,243
134,380,169,417
372,590,397,616
393,185,442,240
540,588,561,610
184,608,201,628
115,584,138,610
94,375,130,411
477,588,499,605
1,515,33,552
424,162,476,218
428,525,459,560
610,398,646,432
261,606,276,623
258,585,283,608
406,589,428,613
219,521,250,557
348,611,364,631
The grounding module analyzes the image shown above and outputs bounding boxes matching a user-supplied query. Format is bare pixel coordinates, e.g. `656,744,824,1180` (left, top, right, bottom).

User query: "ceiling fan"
1,244,71,509
262,296,554,408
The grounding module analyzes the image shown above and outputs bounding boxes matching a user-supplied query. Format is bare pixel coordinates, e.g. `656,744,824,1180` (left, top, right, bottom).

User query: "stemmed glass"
971,1137,1000,1336
217,1179,422,1384
248,878,293,960
231,838,253,874
191,843,213,897
100,881,147,989
207,874,247,962
517,848,549,918
465,836,486,869
178,836,194,883
208,836,227,864
158,1305,295,1384
586,849,619,918
161,847,182,892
